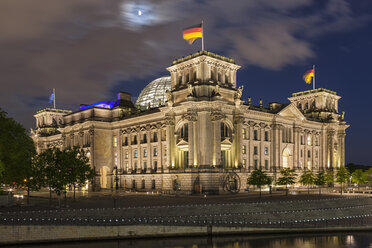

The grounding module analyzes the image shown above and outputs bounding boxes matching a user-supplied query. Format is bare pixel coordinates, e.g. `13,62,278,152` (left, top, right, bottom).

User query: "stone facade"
31,51,349,193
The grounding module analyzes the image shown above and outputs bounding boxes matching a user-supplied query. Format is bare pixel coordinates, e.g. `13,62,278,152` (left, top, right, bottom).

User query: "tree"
0,108,35,187
276,168,297,196
299,170,315,194
23,153,47,204
324,169,334,191
247,169,272,197
365,167,372,184
63,147,95,201
314,171,326,196
336,166,350,195
351,169,367,190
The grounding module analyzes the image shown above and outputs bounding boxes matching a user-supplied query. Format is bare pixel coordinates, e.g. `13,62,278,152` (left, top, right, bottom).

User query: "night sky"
0,0,371,165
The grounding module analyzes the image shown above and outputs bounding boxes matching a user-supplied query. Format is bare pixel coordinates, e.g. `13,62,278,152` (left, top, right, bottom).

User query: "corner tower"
166,51,241,106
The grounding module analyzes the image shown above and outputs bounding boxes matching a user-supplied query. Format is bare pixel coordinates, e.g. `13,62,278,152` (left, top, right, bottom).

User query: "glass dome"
136,76,171,109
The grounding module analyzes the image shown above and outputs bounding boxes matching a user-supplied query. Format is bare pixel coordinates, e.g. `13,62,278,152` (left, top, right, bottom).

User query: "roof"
292,88,337,97
172,50,235,65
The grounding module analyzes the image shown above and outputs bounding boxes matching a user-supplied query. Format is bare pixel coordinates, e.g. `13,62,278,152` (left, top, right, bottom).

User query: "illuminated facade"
32,51,349,193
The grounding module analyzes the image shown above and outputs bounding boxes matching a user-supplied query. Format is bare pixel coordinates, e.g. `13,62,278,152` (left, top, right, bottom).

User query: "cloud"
0,0,369,129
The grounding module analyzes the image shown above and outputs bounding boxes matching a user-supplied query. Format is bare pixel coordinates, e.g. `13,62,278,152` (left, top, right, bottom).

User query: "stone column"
270,124,277,172
188,119,194,168
157,126,162,173
165,117,175,171
259,123,265,170
248,121,254,171
339,131,346,167
232,115,242,168
146,126,151,173
278,125,283,169
79,131,84,148
293,127,299,169
311,131,316,171
328,130,335,170
211,111,224,167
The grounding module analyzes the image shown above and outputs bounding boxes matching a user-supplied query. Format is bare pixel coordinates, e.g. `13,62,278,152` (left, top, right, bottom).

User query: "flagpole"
313,65,315,90
53,88,56,109
201,20,204,51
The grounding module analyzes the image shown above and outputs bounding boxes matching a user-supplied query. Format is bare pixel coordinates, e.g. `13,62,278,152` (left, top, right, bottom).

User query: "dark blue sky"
0,0,371,165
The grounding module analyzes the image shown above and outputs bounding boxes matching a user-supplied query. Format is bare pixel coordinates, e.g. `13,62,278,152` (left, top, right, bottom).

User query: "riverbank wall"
1,224,372,245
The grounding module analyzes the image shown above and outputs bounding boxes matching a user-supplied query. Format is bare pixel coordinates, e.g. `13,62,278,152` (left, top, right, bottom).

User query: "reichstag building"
32,51,348,193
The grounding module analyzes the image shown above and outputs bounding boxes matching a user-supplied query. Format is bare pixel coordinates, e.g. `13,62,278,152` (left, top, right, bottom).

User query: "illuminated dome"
136,76,171,108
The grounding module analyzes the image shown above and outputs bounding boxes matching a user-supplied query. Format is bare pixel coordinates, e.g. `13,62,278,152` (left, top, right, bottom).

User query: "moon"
138,10,142,16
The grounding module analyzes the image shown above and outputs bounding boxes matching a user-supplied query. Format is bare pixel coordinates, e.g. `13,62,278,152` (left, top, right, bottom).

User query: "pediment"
277,103,305,120
176,139,188,146
221,138,232,145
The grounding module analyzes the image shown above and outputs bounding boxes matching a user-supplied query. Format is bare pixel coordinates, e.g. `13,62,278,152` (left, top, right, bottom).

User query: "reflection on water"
5,233,372,248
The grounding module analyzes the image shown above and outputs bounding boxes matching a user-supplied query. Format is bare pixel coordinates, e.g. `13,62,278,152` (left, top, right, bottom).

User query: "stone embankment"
1,196,372,245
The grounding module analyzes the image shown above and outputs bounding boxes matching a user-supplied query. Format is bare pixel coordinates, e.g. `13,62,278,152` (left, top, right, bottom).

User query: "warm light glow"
138,10,142,16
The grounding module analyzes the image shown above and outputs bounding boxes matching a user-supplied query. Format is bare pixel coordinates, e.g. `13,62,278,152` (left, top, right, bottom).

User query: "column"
328,130,335,169
188,120,194,167
259,123,265,170
157,128,162,173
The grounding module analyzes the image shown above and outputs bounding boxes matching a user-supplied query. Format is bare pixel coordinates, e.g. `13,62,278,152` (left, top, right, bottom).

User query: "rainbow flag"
183,23,202,45
303,68,314,84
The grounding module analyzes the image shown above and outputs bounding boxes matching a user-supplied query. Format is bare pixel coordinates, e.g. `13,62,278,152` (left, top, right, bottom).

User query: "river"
3,232,372,248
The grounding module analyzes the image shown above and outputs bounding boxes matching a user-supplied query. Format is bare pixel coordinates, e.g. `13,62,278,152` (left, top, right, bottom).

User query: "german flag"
183,23,202,45
303,68,314,84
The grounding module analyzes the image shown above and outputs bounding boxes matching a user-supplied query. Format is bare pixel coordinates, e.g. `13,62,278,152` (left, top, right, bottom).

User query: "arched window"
221,123,231,140
179,123,188,141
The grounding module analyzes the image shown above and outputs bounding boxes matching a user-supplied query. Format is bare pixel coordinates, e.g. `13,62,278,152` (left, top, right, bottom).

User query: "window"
123,137,128,146
143,134,147,143
221,123,230,140
180,123,188,140
153,147,158,156
114,152,118,166
154,161,158,171
243,159,246,167
307,150,311,158
254,146,258,155
125,162,129,171
264,147,268,155
141,179,145,189
143,149,147,157
125,150,129,159
315,137,319,146
315,150,318,158
265,131,269,141
253,130,258,140
265,160,269,170
307,161,311,170
307,135,312,146
242,145,247,154
301,135,304,145
134,161,138,170
144,161,147,170
151,179,156,189
133,135,137,145
254,159,258,170
242,128,247,139
153,132,158,142
134,149,138,158
113,136,117,147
